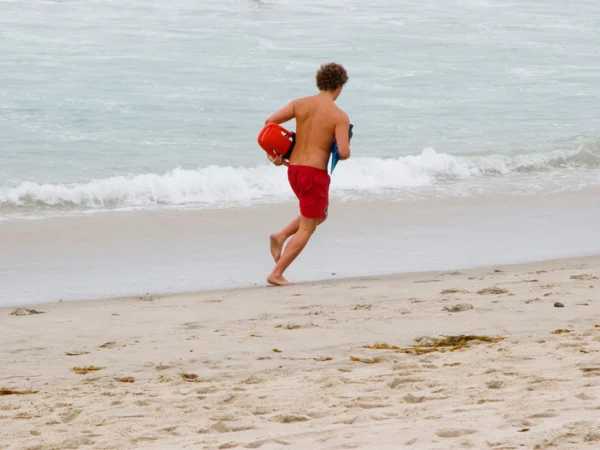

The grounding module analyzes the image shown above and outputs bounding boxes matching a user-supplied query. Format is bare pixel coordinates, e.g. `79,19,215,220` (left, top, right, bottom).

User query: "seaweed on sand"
0,389,38,396
349,356,381,364
364,335,504,355
477,287,508,295
72,366,103,375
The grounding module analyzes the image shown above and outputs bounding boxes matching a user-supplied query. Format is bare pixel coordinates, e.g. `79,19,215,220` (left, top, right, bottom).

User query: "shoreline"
3,188,600,307
2,252,600,312
2,253,599,449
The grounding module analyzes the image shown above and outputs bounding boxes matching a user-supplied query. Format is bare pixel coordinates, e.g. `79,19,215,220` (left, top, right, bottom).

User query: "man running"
264,62,351,286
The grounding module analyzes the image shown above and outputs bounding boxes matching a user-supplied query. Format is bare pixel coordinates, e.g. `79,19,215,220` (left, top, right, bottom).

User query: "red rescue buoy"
257,123,295,160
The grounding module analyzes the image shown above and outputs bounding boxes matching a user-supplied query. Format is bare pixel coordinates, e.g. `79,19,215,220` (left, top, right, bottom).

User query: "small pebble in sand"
554,302,564,308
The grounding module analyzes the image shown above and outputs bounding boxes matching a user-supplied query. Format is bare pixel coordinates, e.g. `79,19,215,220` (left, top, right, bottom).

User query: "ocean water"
1,0,600,218
2,0,600,305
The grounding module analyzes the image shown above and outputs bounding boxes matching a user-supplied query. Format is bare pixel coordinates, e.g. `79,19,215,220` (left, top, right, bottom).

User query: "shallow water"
2,189,599,306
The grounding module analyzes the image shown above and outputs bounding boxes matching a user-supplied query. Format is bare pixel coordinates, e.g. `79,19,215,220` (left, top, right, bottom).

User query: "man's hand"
268,153,287,167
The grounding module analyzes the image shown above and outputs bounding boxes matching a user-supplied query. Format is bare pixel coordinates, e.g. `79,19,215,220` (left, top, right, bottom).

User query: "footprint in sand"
476,398,505,405
403,394,427,404
580,367,600,377
251,407,269,416
243,375,265,385
486,380,506,390
273,414,310,423
56,437,94,448
527,410,559,419
443,303,473,313
347,401,391,409
585,432,600,442
351,304,372,310
200,421,254,434
59,409,81,424
245,439,290,449
571,274,599,281
98,341,120,349
436,429,478,438
65,350,90,356
477,287,508,295
389,377,425,389
10,308,45,316
440,288,470,295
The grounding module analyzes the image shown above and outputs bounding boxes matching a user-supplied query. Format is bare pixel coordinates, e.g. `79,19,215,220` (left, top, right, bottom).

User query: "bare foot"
267,273,291,286
269,234,284,263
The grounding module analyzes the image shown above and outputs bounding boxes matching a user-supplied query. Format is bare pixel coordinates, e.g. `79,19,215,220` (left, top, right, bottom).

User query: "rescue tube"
257,123,296,160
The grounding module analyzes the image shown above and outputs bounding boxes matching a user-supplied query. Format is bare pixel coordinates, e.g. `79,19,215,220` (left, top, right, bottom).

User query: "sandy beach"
2,256,600,449
3,1,600,449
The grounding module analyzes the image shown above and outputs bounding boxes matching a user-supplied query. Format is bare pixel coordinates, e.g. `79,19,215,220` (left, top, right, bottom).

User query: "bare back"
289,94,348,170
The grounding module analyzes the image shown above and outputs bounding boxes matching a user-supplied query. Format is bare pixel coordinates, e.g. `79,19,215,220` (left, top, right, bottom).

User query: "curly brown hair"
316,63,348,92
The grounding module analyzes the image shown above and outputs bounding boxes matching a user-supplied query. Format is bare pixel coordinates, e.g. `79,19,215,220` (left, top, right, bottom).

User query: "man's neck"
317,90,337,101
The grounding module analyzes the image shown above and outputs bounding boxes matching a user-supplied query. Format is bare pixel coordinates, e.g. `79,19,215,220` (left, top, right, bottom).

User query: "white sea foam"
2,146,599,211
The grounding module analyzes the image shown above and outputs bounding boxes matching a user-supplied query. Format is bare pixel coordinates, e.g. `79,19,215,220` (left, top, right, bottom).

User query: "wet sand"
2,187,600,306
2,255,600,449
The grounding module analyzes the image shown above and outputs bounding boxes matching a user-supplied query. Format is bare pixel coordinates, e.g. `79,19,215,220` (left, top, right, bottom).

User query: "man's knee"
316,205,328,226
299,216,319,235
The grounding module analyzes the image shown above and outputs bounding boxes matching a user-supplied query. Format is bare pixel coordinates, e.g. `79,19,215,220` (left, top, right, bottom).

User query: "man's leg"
269,215,301,263
267,215,319,286
270,215,326,262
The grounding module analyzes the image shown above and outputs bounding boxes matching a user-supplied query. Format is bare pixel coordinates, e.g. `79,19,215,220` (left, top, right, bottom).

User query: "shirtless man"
265,63,351,286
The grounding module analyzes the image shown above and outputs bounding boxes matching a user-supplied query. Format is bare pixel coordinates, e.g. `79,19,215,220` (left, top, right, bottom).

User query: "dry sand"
1,256,600,449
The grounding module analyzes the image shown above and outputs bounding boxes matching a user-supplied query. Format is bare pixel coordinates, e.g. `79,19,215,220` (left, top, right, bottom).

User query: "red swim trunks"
287,165,330,221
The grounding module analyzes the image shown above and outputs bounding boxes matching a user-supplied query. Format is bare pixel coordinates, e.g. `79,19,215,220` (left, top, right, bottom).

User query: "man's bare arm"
265,100,296,125
334,113,351,160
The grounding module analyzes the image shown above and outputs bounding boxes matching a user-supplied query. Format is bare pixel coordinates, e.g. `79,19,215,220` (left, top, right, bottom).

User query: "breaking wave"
2,143,599,210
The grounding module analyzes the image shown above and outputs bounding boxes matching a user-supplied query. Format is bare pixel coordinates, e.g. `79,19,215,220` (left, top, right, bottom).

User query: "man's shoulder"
292,94,318,104
333,106,349,123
